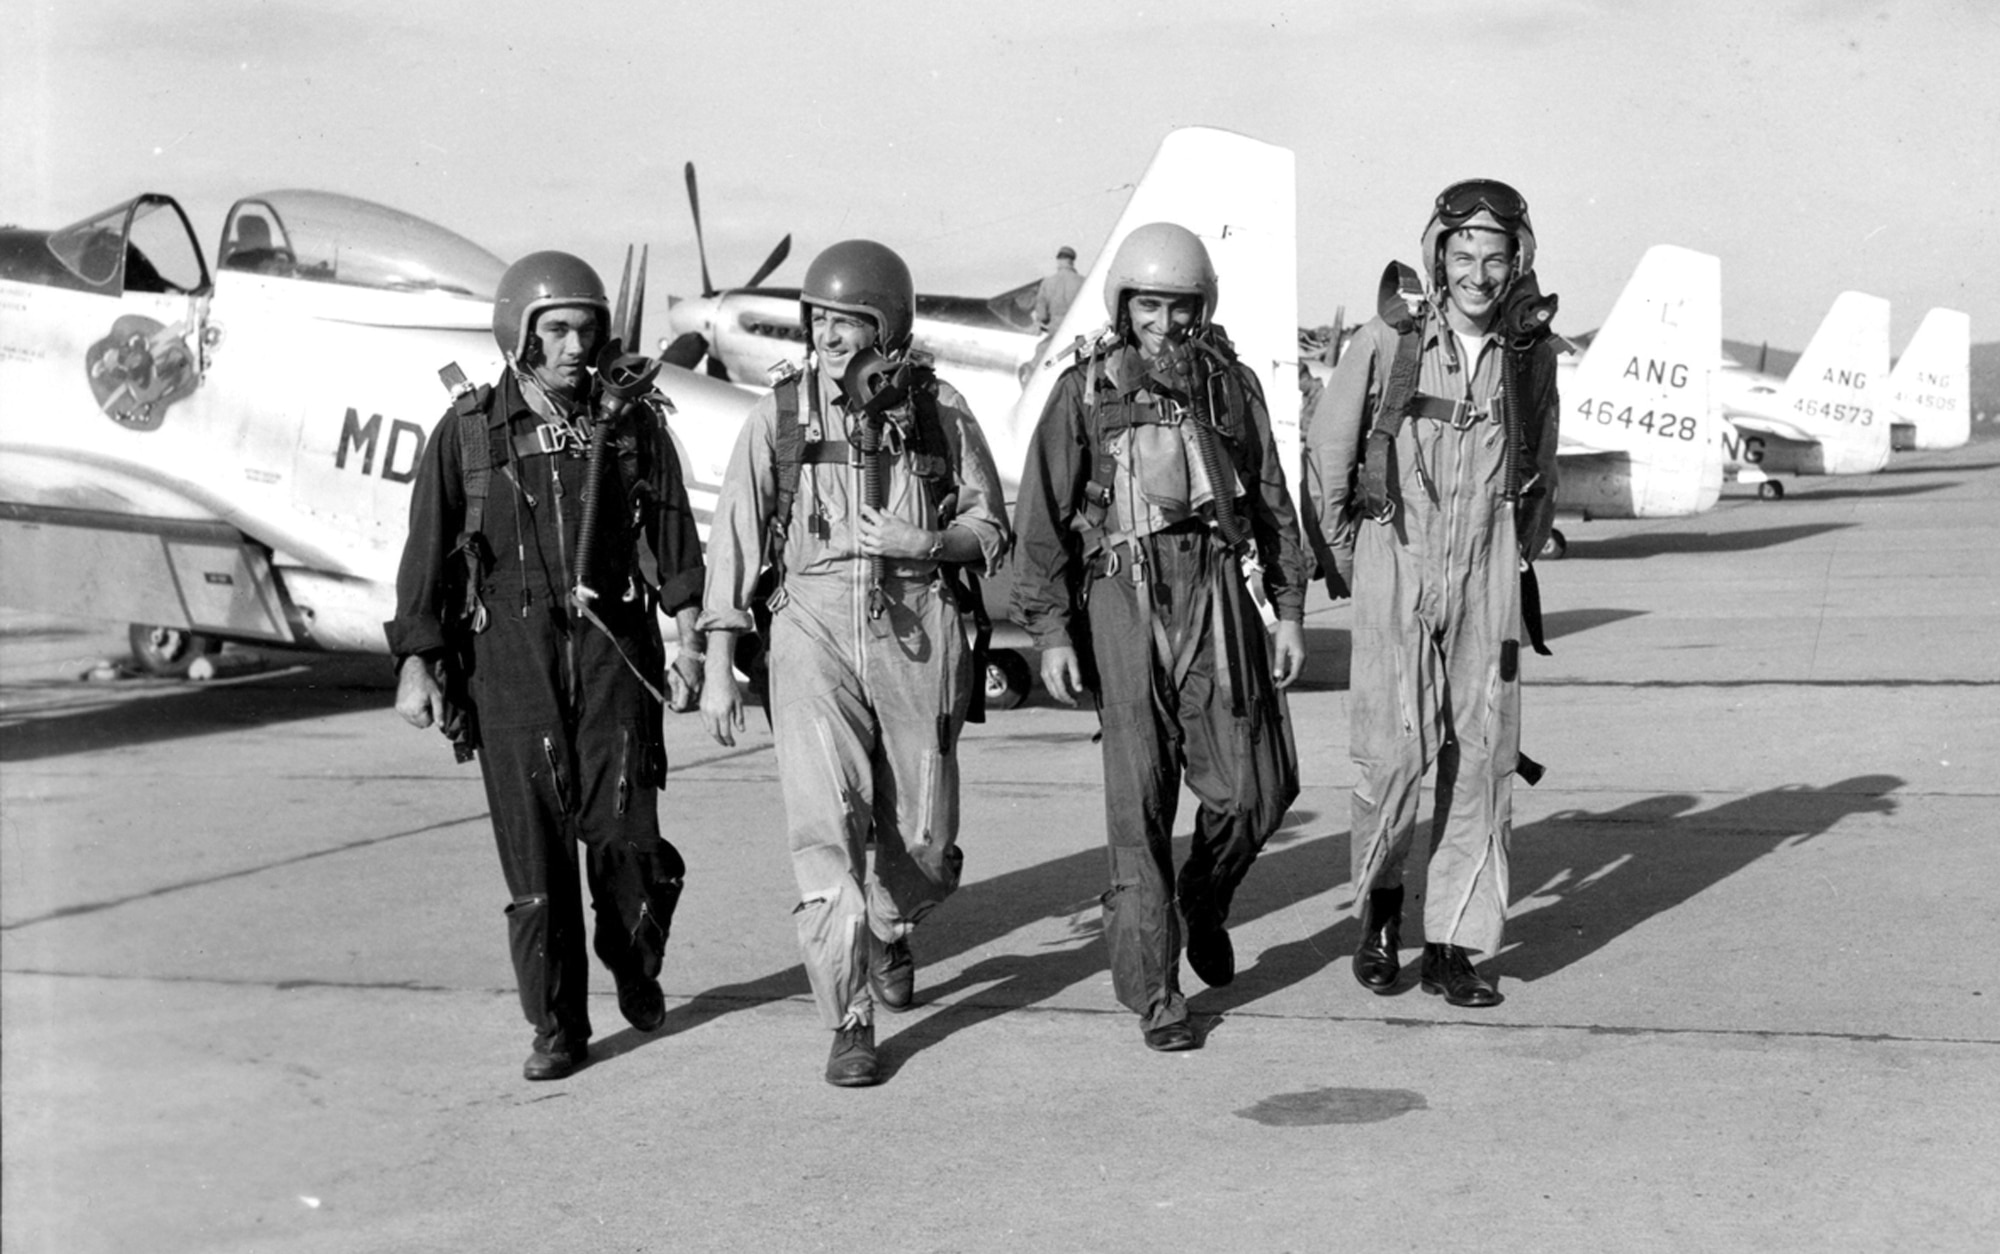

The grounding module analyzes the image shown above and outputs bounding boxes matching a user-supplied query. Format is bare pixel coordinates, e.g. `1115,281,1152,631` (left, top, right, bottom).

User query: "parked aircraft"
0,188,759,677
1543,243,1725,555
1887,307,1971,450
1716,291,1892,498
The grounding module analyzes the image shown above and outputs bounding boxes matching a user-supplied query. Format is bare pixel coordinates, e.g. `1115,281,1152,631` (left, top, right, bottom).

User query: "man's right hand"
701,655,746,747
396,655,448,730
1039,645,1086,707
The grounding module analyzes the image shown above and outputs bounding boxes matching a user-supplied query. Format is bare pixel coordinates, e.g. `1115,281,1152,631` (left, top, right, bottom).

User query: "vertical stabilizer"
1776,291,1892,475
1890,307,1970,450
1008,128,1300,496
1556,245,1723,518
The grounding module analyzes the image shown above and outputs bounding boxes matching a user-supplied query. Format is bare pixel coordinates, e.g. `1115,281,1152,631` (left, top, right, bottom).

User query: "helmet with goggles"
1419,179,1536,287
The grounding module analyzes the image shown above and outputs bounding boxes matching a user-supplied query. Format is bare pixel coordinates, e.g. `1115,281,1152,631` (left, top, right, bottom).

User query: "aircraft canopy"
218,190,506,300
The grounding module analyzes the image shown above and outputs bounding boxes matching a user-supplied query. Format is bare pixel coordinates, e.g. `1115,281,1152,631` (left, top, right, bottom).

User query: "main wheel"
1758,480,1785,500
984,649,1033,711
1540,528,1568,561
128,623,221,677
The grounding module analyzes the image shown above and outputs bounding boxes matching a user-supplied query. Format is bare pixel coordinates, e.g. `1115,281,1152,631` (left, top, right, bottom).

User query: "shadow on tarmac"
1572,522,1854,560
0,651,394,762
1783,480,1961,501
600,774,1902,1070
1499,772,1902,984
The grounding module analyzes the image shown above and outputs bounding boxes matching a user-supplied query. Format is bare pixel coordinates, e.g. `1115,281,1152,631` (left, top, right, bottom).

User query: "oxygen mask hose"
571,349,664,611
841,348,907,621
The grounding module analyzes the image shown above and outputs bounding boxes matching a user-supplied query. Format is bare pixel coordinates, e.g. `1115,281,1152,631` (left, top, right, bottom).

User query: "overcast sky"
5,0,1995,349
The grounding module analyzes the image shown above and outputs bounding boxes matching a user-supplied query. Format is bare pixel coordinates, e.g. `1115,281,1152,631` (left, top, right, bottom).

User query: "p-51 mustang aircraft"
0,127,1301,712
1715,290,1892,498
0,188,757,675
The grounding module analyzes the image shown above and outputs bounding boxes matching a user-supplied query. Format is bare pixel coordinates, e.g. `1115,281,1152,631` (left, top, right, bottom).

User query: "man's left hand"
666,651,704,713
1270,620,1307,690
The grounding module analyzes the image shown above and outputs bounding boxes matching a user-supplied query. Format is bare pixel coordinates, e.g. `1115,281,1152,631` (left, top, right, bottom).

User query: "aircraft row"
0,128,1973,706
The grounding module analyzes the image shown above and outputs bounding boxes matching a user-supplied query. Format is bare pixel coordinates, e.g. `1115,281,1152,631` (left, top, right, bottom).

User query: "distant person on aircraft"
387,250,707,1083
697,240,1011,1089
1304,179,1562,1010
1032,244,1084,333
1013,222,1309,1054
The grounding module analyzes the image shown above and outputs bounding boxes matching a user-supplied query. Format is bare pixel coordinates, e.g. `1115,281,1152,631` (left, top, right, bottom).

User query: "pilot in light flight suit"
1304,180,1561,1008
698,240,1010,1088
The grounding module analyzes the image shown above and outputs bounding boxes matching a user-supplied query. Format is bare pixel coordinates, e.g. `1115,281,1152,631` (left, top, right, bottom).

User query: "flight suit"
699,373,1010,1030
1305,309,1559,958
387,370,705,1056
1013,344,1308,1031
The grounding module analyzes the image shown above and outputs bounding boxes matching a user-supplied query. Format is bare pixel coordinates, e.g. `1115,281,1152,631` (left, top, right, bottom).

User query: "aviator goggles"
1433,179,1529,228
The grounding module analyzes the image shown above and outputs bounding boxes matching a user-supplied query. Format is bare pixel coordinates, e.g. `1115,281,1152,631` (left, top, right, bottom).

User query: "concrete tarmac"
5,438,1999,1253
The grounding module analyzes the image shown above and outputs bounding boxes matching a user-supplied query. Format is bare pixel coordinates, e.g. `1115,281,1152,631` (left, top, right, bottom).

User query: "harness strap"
439,365,496,634
1358,260,1428,522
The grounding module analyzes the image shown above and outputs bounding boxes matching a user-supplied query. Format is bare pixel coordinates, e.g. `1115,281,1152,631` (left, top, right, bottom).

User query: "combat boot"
1419,942,1503,1008
825,1020,881,1087
1352,885,1404,993
868,932,917,1012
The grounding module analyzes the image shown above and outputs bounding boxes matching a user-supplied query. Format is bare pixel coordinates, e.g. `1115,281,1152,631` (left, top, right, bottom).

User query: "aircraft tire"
984,649,1033,711
1759,481,1785,501
1540,528,1568,561
128,623,222,677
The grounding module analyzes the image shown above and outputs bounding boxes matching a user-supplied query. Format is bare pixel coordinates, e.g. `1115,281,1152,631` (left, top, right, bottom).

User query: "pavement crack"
0,812,490,932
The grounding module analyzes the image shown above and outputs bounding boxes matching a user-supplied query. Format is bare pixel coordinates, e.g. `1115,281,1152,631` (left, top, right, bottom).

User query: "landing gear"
128,623,221,677
984,649,1033,711
1758,480,1785,500
1540,528,1568,561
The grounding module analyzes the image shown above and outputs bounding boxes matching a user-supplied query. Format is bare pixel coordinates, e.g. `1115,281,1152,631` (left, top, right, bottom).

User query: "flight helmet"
1103,222,1218,333
1420,179,1536,288
800,240,914,353
492,251,610,361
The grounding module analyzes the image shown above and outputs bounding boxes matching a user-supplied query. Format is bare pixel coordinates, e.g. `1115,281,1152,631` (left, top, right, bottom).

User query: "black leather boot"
1351,885,1403,993
1419,942,1503,1007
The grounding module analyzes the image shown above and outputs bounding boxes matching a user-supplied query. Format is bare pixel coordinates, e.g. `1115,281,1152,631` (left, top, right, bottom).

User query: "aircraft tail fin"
1556,245,1723,518
1776,291,1892,474
1889,307,1970,450
1002,128,1299,490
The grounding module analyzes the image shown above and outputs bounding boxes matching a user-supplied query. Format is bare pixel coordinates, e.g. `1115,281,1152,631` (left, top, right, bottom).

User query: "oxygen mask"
1496,273,1559,348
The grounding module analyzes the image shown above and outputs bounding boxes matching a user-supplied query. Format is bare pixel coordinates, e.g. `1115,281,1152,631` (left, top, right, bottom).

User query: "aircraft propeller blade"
1327,305,1347,367
685,161,716,298
744,234,793,291
625,245,649,352
611,245,636,354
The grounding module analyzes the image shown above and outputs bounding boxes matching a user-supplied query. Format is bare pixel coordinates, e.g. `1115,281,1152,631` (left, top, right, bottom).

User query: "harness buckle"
534,422,571,455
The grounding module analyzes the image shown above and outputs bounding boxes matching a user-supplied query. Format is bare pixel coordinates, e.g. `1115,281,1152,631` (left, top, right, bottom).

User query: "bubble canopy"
218,190,507,299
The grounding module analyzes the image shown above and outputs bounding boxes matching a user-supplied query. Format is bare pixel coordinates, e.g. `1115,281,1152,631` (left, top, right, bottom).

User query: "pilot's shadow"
884,815,1350,1063
1497,773,1902,984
